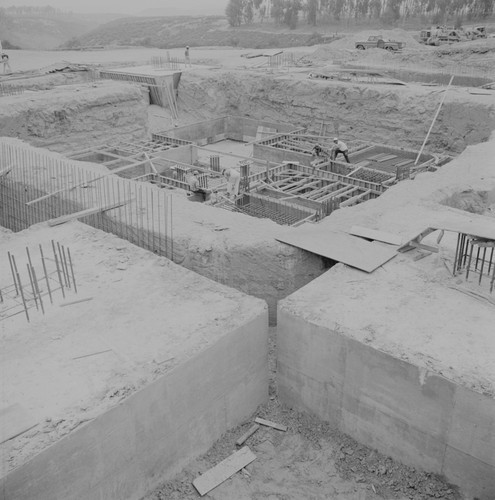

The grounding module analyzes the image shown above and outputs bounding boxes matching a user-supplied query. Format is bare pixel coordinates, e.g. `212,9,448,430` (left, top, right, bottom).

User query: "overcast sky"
0,0,227,15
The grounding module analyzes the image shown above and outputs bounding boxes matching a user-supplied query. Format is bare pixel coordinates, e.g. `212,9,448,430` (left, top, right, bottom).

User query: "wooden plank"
339,189,372,207
377,154,398,162
0,404,37,444
192,446,256,496
348,225,402,246
276,228,397,273
47,201,129,227
236,424,260,446
254,417,288,432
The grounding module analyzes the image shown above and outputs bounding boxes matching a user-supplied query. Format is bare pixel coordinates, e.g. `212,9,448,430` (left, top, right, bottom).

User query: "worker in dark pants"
331,138,350,163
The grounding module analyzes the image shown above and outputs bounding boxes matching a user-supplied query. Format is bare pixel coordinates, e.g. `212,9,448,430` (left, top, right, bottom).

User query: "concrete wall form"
0,313,269,500
0,140,327,324
276,311,495,500
155,116,299,146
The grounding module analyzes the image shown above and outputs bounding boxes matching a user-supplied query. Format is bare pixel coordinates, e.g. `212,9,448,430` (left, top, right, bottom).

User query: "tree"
226,0,243,27
271,0,284,24
307,0,318,26
244,0,254,23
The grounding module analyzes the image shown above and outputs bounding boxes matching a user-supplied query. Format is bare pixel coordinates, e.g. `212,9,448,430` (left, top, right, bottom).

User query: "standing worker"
1,51,11,74
331,138,350,163
221,167,241,199
185,46,191,67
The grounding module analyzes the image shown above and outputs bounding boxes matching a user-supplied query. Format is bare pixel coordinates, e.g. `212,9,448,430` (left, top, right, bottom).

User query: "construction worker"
187,170,210,201
1,52,11,74
331,138,350,163
185,46,191,67
312,144,324,157
222,167,241,198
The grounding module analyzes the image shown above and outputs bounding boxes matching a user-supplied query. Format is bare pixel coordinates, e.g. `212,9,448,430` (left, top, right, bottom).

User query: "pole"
414,75,454,166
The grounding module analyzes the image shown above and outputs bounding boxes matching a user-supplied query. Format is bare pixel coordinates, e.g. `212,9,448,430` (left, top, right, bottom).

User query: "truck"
355,35,405,51
420,25,486,44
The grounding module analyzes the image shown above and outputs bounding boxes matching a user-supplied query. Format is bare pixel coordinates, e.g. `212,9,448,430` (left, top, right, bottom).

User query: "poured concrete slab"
0,221,268,500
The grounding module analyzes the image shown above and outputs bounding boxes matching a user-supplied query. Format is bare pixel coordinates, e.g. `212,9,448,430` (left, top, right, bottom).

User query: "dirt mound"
442,188,495,216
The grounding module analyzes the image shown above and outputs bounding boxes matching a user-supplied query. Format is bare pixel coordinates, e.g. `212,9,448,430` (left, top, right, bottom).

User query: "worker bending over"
331,138,350,163
221,167,241,198
187,170,211,201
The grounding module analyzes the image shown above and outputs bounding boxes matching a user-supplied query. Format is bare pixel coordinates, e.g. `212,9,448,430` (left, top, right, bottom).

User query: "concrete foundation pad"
0,222,268,500
278,255,495,500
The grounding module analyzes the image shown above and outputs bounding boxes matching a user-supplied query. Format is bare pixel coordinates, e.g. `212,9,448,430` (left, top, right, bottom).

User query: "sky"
0,0,227,15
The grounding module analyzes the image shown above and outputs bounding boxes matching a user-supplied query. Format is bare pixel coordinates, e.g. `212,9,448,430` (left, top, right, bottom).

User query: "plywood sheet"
193,446,256,496
276,228,397,273
348,225,402,246
435,220,495,241
0,404,37,444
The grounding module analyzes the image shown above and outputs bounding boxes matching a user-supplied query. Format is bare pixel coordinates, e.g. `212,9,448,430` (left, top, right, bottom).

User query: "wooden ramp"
276,227,397,273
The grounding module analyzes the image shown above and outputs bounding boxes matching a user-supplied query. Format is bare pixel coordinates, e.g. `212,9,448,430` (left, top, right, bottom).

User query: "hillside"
0,11,121,50
59,16,323,50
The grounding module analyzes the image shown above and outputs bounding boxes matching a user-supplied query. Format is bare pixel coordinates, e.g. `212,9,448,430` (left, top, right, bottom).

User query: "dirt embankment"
179,70,495,154
0,81,149,152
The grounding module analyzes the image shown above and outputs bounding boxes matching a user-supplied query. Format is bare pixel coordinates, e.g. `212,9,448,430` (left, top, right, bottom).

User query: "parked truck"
355,35,405,51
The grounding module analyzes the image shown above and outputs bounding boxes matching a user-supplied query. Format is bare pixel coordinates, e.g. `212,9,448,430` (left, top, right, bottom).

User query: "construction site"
0,32,494,500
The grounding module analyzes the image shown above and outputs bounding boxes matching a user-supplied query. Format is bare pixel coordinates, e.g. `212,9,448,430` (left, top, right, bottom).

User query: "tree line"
225,0,494,28
0,6,74,17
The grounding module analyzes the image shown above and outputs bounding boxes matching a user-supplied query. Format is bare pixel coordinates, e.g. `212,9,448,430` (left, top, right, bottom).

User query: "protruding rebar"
26,264,39,310
31,266,44,315
15,268,29,322
57,242,69,288
51,240,65,298
39,244,53,304
8,251,18,295
67,247,77,294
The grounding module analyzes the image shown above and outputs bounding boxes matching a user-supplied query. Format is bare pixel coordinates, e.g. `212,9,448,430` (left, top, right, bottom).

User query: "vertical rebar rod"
164,192,168,259
8,251,18,295
15,268,30,322
61,245,71,289
170,194,174,262
67,247,77,294
25,246,35,277
51,240,65,298
39,244,53,304
31,266,44,314
479,247,487,285
452,233,462,276
57,242,69,287
26,264,39,310
488,247,494,276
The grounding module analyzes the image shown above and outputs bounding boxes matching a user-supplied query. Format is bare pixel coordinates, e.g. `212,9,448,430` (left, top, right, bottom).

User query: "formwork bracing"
0,141,174,261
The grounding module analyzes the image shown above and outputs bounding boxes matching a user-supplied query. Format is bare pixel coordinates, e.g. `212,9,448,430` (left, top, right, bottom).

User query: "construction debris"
192,446,256,496
236,424,260,446
254,417,288,432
